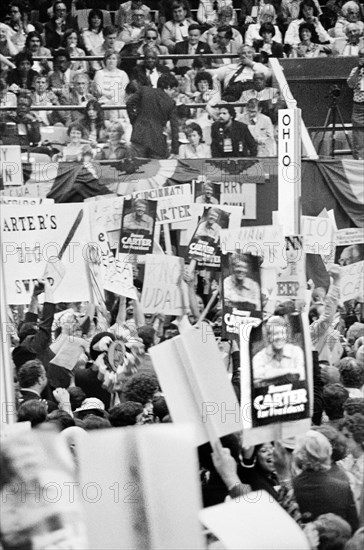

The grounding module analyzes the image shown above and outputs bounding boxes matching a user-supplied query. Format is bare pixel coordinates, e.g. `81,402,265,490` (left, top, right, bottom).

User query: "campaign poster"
188,207,230,269
221,252,262,340
119,198,156,255
248,314,310,427
193,179,221,205
335,229,364,267
276,236,306,304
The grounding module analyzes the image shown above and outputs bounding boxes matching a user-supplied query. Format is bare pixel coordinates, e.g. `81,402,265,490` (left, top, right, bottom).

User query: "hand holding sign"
327,263,341,284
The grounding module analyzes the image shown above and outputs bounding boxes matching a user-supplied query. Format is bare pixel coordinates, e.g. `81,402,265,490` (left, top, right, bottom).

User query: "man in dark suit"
17,359,58,412
211,104,257,158
174,24,212,71
130,47,171,88
127,73,179,158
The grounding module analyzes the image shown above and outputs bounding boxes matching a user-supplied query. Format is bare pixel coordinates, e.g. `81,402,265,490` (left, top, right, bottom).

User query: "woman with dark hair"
285,0,332,47
7,51,39,91
83,9,104,57
76,99,108,143
245,4,283,46
24,31,52,74
178,121,211,158
6,0,35,53
253,22,284,58
53,122,93,162
61,29,87,72
290,22,327,57
193,70,221,121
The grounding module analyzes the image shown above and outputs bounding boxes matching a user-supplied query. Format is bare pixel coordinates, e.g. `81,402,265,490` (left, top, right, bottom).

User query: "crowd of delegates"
3,246,364,548
0,0,363,159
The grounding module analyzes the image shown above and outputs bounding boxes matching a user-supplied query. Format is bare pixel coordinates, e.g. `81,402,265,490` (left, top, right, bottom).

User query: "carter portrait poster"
119,198,156,255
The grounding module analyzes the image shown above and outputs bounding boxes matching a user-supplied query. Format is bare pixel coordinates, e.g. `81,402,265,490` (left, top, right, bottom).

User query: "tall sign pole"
278,108,302,235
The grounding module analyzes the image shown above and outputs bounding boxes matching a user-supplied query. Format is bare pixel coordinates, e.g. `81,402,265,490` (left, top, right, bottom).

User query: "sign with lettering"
301,215,336,256
275,236,306,303
340,261,364,302
131,184,192,225
0,146,23,186
220,182,257,217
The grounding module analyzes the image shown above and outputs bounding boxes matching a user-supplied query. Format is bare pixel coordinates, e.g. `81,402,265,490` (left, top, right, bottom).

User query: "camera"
329,85,341,98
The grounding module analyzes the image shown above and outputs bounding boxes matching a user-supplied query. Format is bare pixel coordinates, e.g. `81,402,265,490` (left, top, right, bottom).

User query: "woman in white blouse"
179,122,211,158
244,4,283,46
284,0,332,47
93,49,130,124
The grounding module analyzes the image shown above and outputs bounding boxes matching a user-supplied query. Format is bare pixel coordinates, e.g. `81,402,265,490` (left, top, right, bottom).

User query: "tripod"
316,92,352,158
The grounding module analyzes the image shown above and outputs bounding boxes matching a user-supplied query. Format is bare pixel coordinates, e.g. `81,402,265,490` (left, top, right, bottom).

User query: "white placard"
340,260,364,302
0,145,23,186
336,228,364,246
131,184,192,225
220,182,257,218
301,215,335,256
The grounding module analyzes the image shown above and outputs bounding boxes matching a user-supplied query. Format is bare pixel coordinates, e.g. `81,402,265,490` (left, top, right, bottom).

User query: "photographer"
347,48,364,159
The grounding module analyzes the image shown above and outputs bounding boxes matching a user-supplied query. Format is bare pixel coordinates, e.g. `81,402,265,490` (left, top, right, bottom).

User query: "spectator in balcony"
82,9,104,57
210,44,271,102
136,25,173,70
93,49,130,123
90,25,124,72
24,32,52,74
252,22,284,58
95,121,131,160
1,92,41,150
332,22,364,56
44,1,77,50
279,0,322,30
30,73,65,126
161,0,196,53
284,0,332,48
53,122,93,162
7,51,39,93
197,0,237,29
119,8,149,47
130,46,170,88
178,121,211,158
48,49,75,97
60,72,96,125
334,1,364,38
116,0,151,28
174,24,212,71
6,0,35,53
76,98,108,143
237,98,276,156
239,72,282,123
0,79,17,116
61,29,88,73
211,104,257,158
0,22,18,60
290,22,329,57
201,6,243,50
347,48,364,160
245,4,283,47
209,25,238,67
192,70,220,123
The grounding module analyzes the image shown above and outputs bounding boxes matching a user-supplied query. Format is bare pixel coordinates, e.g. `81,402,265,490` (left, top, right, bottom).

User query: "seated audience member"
334,1,364,38
61,29,88,73
136,25,173,69
323,383,350,429
210,44,271,101
0,92,41,150
278,0,323,33
192,70,220,122
338,413,364,514
292,430,359,532
53,122,93,162
48,49,75,97
24,31,52,75
338,358,364,397
174,24,212,71
6,0,35,53
83,8,105,56
290,22,329,57
119,8,149,47
17,400,48,427
209,25,238,67
332,23,364,56
284,0,333,48
178,121,211,158
60,72,97,125
253,22,285,58
93,49,130,123
245,4,283,46
76,99,108,143
0,22,18,60
237,98,276,156
130,46,170,88
211,104,258,158
197,0,237,28
108,401,144,427
31,74,66,126
201,6,243,50
91,26,124,73
0,78,17,112
161,0,196,52
116,0,151,27
7,51,39,92
96,122,131,159
44,1,77,50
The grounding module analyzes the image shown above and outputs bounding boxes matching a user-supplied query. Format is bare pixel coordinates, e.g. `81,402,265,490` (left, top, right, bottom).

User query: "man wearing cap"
123,199,154,234
252,316,305,386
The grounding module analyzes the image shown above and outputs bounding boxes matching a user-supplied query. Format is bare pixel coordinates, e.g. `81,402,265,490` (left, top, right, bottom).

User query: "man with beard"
211,103,257,157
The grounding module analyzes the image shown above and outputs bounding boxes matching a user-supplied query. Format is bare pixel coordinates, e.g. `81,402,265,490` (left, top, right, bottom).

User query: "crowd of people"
0,0,363,159
0,1,364,549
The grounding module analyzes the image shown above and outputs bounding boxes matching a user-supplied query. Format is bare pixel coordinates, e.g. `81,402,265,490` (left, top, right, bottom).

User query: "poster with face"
119,198,156,255
188,207,230,268
248,314,309,427
276,236,306,304
221,252,262,340
193,180,221,205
